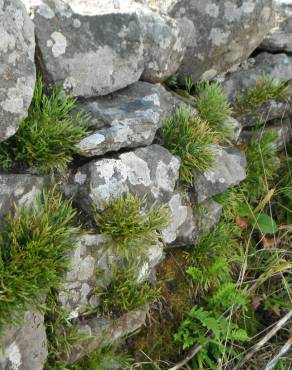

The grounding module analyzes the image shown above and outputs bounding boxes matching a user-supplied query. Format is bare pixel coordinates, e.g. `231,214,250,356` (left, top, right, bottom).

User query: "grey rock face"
223,53,292,102
68,145,210,247
222,116,242,142
68,144,180,212
0,0,36,142
261,1,292,53
0,310,48,370
0,174,44,221
59,234,164,318
240,118,292,151
192,146,247,203
25,0,185,97
144,0,275,82
65,308,147,364
75,82,181,157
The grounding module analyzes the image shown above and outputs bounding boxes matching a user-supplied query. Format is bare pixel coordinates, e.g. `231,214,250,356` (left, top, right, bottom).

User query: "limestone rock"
75,82,181,157
58,234,164,318
0,174,44,221
144,0,275,83
0,0,36,142
261,1,292,53
25,0,185,97
65,308,147,364
0,310,48,370
68,144,180,212
192,146,247,203
223,53,292,102
240,118,292,151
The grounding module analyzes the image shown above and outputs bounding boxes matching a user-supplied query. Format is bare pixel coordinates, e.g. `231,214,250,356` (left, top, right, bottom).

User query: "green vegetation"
235,75,291,113
93,193,169,258
0,77,88,173
160,106,218,185
195,81,233,141
97,263,160,317
0,187,80,333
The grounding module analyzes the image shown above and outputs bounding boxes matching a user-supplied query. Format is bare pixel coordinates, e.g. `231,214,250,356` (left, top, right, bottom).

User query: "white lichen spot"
74,171,87,185
120,152,151,187
46,39,53,48
50,31,67,58
205,3,219,18
37,3,55,19
142,93,160,107
73,18,81,28
5,341,22,370
209,28,231,46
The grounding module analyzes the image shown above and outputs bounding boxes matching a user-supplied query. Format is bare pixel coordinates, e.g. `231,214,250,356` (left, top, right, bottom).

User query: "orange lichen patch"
126,249,194,365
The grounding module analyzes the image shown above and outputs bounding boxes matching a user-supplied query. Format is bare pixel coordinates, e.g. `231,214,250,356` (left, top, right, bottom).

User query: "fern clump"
161,106,218,185
97,263,160,317
0,77,89,173
0,187,80,333
93,193,169,257
235,75,290,113
174,305,249,367
195,81,233,141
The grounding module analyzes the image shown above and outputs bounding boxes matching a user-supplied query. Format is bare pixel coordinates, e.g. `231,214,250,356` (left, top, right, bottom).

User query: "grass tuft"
93,193,169,258
97,263,160,317
0,77,89,173
160,106,218,185
0,187,80,333
195,81,233,141
235,75,290,114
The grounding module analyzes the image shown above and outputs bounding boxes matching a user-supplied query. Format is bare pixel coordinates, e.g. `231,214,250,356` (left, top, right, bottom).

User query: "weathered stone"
236,100,291,127
222,116,242,142
261,1,292,53
143,0,275,83
59,234,164,318
0,174,44,221
75,82,181,157
68,144,180,212
194,199,223,239
192,146,246,203
223,53,292,102
0,0,36,142
65,308,147,364
0,310,48,370
24,0,185,97
239,118,292,151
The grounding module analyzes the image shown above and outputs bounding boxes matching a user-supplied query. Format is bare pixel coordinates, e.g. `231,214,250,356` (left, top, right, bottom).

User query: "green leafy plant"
93,193,169,257
97,263,160,317
160,106,218,185
174,305,248,368
235,75,290,114
0,76,89,173
195,81,233,141
0,187,80,333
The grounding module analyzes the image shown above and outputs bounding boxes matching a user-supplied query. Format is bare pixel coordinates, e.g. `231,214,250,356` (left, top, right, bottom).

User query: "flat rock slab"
192,146,247,203
0,174,44,221
0,0,36,142
0,310,47,370
24,0,185,97
75,82,181,157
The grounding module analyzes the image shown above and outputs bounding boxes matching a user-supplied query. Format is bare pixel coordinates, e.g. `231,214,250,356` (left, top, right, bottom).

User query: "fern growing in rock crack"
0,76,89,173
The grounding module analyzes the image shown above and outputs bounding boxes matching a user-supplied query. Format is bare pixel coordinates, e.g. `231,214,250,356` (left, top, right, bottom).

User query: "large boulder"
0,310,48,370
24,0,185,97
144,0,275,82
75,82,181,157
0,174,44,221
0,0,36,142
